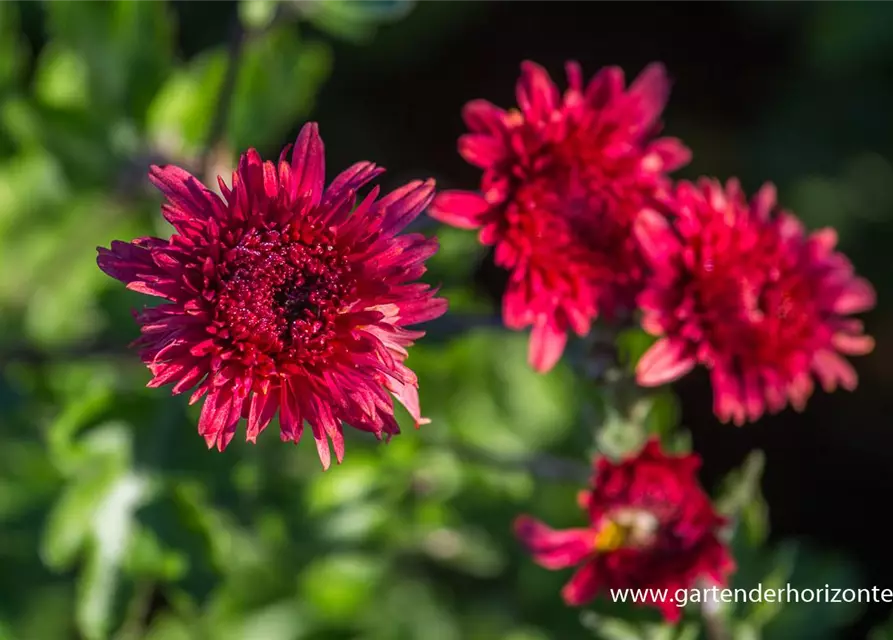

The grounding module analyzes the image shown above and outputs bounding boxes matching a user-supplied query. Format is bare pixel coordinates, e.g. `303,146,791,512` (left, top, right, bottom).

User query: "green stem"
582,322,648,460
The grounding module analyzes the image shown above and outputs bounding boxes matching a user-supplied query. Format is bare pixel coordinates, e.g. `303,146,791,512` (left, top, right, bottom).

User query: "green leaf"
412,329,581,458
640,390,681,439
0,2,26,91
297,0,416,44
41,420,138,574
761,543,864,640
806,3,893,73
42,0,175,120
143,614,195,640
870,616,893,640
305,452,381,513
221,601,309,640
33,44,90,110
593,404,646,461
41,466,122,571
228,28,332,152
580,612,645,639
299,553,385,622
729,540,865,640
146,50,228,159
114,1,177,121
46,376,116,474
421,526,506,578
23,195,133,345
76,472,155,640
616,327,657,374
173,482,259,573
731,621,761,640
239,0,281,31
123,527,188,582
370,579,461,640
716,450,766,521
0,100,116,185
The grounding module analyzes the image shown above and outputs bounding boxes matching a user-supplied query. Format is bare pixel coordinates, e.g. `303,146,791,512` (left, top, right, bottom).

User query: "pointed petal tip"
528,322,568,373
635,338,696,387
298,121,320,137
429,190,489,230
642,60,668,78
513,514,537,537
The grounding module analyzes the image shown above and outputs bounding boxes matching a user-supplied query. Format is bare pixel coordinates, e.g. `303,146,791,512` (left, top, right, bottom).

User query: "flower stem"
702,606,732,640
580,321,647,460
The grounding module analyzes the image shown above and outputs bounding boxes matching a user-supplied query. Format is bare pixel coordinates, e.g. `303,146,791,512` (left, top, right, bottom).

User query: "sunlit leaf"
299,553,385,622
42,0,175,120
296,0,416,44
146,49,227,159
76,472,155,640
228,28,332,152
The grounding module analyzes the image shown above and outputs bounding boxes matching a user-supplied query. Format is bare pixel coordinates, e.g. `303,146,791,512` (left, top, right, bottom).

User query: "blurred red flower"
430,60,690,372
634,178,876,425
98,123,447,468
515,438,733,622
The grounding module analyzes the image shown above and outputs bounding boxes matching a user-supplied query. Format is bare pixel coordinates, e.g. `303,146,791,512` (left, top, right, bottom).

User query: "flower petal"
812,349,859,392
528,321,568,373
198,390,241,452
376,179,437,234
634,209,680,267
462,99,508,135
636,338,696,386
289,122,325,206
833,277,876,315
458,134,506,169
516,60,559,122
560,562,599,606
428,190,490,229
514,515,594,570
247,390,278,443
627,62,671,132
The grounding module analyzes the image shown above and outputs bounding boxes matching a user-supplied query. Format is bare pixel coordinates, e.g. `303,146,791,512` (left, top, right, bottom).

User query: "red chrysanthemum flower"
97,123,447,467
515,438,733,622
634,178,876,425
429,60,690,372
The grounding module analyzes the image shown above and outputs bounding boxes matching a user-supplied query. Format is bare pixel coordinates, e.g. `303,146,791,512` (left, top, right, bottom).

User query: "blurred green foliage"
0,1,887,640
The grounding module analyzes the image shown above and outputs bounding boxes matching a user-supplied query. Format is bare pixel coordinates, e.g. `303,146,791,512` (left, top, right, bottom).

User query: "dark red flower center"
214,226,356,368
498,122,650,308
689,232,822,364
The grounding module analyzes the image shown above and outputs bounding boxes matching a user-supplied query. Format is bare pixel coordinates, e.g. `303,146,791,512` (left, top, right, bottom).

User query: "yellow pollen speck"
593,519,628,552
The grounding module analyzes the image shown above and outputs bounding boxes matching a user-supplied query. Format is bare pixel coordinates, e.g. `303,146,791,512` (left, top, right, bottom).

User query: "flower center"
593,508,660,552
214,226,356,367
692,234,820,363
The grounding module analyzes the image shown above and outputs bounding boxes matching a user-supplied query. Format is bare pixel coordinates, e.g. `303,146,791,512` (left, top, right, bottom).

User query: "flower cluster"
515,438,734,621
97,56,878,627
432,60,876,621
434,59,875,424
